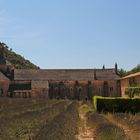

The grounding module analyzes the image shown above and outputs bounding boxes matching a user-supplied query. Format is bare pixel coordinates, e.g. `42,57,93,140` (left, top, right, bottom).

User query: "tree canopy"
118,64,140,77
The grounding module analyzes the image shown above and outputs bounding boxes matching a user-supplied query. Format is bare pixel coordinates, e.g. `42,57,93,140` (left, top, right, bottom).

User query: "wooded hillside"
1,42,39,69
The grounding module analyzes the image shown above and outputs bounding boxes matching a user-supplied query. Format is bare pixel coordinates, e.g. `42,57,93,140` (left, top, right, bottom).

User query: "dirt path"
76,104,95,140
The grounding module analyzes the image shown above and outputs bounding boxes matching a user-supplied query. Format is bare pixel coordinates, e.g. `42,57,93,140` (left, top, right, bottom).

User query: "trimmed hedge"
94,96,140,113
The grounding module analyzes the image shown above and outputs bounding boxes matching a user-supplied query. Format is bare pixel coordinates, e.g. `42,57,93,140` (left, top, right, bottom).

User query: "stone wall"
121,75,140,97
48,80,119,100
7,79,120,99
0,80,9,96
31,80,49,98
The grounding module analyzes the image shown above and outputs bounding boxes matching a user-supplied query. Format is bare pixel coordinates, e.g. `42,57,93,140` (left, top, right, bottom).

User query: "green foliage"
128,64,140,75
118,68,127,77
124,77,140,98
93,96,140,113
125,87,140,98
118,64,140,77
129,78,137,87
94,96,102,112
2,42,39,69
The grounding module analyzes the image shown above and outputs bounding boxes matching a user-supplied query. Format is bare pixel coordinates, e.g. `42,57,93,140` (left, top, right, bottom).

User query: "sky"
0,0,140,70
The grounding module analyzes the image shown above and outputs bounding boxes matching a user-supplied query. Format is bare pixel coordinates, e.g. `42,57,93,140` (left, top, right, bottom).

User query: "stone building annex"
0,44,123,99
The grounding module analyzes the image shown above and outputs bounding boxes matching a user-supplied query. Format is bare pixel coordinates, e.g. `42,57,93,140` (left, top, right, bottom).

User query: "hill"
1,42,39,69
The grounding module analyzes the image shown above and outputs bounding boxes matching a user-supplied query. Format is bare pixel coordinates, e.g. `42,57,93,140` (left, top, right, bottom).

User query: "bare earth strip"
76,114,95,140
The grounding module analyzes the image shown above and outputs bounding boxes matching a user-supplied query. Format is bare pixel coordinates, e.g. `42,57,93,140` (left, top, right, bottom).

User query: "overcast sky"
0,0,140,70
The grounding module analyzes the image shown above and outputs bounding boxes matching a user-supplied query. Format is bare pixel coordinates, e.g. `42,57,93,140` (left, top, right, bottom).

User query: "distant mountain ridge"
1,42,39,69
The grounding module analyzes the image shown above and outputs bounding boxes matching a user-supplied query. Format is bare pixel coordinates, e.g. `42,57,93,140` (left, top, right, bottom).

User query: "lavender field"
0,98,139,140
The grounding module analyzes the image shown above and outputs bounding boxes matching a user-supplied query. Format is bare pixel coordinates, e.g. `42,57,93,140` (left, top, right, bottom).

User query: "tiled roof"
121,72,140,80
14,69,120,81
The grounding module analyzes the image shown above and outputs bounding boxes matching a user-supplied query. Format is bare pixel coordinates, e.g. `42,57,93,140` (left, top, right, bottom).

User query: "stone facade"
0,66,121,100
120,72,140,97
48,80,121,100
0,72,10,96
31,80,49,98
9,68,120,99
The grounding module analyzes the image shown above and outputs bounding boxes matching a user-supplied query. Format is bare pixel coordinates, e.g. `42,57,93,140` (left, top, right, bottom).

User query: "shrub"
94,96,140,113
0,99,68,140
125,87,140,98
86,111,108,128
113,113,140,130
94,122,127,140
34,101,80,140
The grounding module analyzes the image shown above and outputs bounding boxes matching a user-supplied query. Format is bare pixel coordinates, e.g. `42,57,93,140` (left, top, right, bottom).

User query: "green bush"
94,96,140,113
125,87,140,98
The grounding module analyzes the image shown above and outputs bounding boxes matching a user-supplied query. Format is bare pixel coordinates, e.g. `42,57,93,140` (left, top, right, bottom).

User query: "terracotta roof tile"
121,72,140,80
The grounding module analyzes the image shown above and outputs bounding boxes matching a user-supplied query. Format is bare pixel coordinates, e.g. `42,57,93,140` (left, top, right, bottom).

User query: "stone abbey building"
0,44,121,99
